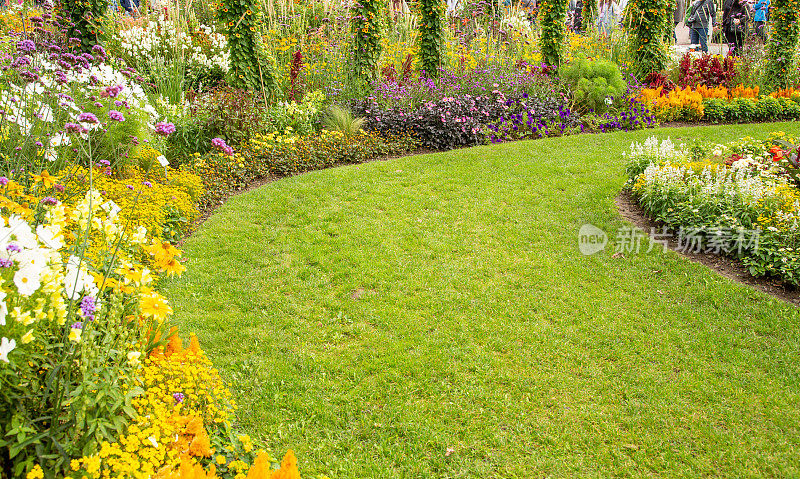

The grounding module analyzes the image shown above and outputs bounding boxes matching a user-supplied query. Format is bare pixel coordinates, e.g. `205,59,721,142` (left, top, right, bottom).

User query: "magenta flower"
108,110,124,122
154,122,176,136
77,112,99,124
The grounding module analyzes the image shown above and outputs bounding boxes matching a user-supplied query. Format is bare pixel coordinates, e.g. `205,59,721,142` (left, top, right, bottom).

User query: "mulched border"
616,191,800,306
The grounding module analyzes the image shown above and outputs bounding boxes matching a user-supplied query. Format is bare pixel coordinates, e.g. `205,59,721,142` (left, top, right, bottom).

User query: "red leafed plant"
644,71,676,93
678,53,737,88
288,50,304,101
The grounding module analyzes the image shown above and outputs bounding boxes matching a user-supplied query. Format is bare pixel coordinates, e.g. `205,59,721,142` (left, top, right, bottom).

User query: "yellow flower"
216,454,227,465
21,330,34,344
140,292,173,321
26,465,44,479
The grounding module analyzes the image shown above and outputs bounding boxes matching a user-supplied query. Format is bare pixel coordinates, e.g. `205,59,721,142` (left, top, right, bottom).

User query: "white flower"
6,216,37,249
0,291,6,326
36,224,63,250
14,264,42,296
0,337,16,363
50,132,71,148
101,200,122,219
127,351,142,366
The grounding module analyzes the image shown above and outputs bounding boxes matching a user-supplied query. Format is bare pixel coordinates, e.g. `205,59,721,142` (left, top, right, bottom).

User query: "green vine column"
219,0,278,95
417,0,446,77
765,0,800,90
625,0,672,79
538,0,568,66
62,0,108,53
582,0,597,32
351,0,384,83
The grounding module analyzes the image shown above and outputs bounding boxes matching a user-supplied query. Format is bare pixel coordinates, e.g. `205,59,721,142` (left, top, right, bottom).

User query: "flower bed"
624,132,800,285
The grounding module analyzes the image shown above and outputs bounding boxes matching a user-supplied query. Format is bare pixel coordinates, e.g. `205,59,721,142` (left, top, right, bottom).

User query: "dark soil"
616,191,800,306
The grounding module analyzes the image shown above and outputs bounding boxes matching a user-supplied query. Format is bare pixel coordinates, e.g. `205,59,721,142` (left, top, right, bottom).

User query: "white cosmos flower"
101,200,121,219
6,216,37,249
50,132,71,148
14,264,42,297
36,224,63,250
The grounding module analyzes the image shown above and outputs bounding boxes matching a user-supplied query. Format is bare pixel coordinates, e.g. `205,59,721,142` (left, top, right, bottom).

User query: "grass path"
164,123,800,478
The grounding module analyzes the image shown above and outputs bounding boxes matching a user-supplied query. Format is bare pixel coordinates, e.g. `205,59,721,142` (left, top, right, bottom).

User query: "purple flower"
77,112,99,124
40,197,58,205
108,110,124,122
80,296,97,321
16,40,35,53
173,392,185,403
154,122,176,136
142,181,152,188
0,258,12,268
6,243,20,253
211,137,234,156
71,321,83,330
65,122,84,134
125,184,133,190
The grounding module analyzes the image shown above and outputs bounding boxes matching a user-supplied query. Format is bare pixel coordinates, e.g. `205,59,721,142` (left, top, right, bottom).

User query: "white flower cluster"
116,15,229,72
626,136,687,162
0,189,154,364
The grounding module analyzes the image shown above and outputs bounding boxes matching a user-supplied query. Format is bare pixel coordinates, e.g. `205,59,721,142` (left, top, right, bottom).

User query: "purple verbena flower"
153,122,176,137
108,110,124,122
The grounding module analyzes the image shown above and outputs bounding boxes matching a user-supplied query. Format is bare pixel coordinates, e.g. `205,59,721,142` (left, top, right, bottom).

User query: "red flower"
769,146,785,162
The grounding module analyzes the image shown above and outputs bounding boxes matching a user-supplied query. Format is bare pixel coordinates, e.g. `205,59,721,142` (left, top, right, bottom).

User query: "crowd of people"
514,0,770,55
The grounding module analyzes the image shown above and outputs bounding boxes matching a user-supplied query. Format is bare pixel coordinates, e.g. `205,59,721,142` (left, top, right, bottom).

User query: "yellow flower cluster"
70,332,302,479
639,86,705,120
0,5,41,33
64,165,203,239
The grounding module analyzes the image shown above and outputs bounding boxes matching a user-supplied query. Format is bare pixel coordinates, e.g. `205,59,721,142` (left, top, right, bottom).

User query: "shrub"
677,53,737,88
624,133,800,286
219,0,278,94
62,0,108,53
189,131,418,207
560,57,627,113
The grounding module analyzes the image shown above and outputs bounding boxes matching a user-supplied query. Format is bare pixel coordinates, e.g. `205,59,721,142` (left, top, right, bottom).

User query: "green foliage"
560,57,627,112
323,105,366,137
765,0,800,90
218,0,278,95
417,0,446,77
538,0,569,66
702,96,800,123
61,0,108,53
351,0,384,83
625,0,672,79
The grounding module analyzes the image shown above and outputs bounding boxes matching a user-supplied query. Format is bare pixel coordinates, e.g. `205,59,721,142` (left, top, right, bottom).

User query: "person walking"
686,0,715,52
723,0,749,55
753,0,769,41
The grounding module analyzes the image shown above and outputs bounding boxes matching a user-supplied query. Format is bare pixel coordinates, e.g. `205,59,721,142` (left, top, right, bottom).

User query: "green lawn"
164,123,800,478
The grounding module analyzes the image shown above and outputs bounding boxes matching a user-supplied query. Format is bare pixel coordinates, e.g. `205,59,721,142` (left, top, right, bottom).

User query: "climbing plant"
417,0,446,77
218,0,278,96
625,0,672,79
351,0,384,83
61,0,108,53
582,0,597,33
765,0,800,89
538,0,569,66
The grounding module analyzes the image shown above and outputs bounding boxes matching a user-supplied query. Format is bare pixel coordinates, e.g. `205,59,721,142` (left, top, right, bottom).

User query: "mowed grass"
164,122,800,478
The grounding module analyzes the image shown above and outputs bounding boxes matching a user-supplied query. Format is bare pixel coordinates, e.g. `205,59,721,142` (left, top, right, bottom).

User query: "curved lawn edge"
166,122,800,478
616,191,800,305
